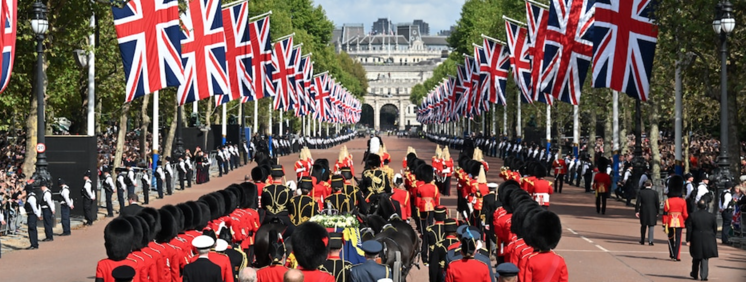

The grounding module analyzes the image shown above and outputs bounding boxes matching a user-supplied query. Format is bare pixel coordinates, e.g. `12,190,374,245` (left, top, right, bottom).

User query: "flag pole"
546,104,552,154
223,0,249,9
612,90,620,193
526,0,550,9
192,99,198,114
481,34,507,45
268,101,273,136
279,108,284,136
517,90,522,140
573,105,579,158
254,100,259,135
249,11,273,21
87,12,96,136
503,104,507,136
152,90,159,176
492,105,497,136
273,33,295,43
222,103,227,145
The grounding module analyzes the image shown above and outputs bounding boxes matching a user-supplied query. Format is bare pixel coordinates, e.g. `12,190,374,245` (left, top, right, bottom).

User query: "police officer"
39,181,54,242
116,168,127,212
155,160,166,198
177,155,187,191
24,181,41,250
101,167,114,217
126,164,137,197
321,232,352,282
82,170,96,225
494,263,519,282
350,240,391,282
58,178,73,236
138,164,150,205
164,157,174,193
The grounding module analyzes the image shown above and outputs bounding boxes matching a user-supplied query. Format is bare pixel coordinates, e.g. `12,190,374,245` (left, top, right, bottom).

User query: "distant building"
372,18,393,35
412,19,430,36
438,25,456,36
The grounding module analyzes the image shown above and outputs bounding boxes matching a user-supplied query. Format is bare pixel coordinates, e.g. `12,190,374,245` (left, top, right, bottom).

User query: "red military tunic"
521,176,536,193
532,179,553,207
256,265,289,282
492,207,508,257
520,251,569,282
149,242,170,282
295,160,310,179
480,161,489,172
552,159,567,175
593,172,612,194
432,157,444,178
166,242,187,282
189,252,233,282
663,197,688,229
445,258,492,282
416,182,440,213
443,158,454,178
95,258,139,282
468,180,489,210
312,181,332,204
129,250,155,282
512,239,534,270
391,188,411,220
402,157,408,172
299,267,336,282
455,169,470,199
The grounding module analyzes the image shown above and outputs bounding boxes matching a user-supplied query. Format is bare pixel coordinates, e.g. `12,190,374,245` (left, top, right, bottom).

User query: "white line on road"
580,236,593,243
567,228,578,235
595,245,610,252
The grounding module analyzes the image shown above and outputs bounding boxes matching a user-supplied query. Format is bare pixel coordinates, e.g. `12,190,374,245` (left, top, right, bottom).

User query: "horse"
252,218,293,268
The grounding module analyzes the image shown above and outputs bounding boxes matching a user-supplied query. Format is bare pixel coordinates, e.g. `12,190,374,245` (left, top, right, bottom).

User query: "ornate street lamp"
713,0,736,212
31,0,52,186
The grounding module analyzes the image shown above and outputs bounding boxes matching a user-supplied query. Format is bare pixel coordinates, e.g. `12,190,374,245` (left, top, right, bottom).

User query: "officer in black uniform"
115,168,127,212
359,154,391,198
101,167,115,217
58,178,73,236
340,168,368,214
261,165,293,229
321,232,352,282
288,176,319,226
424,206,447,265
39,181,55,241
326,175,352,214
177,155,187,191
82,170,96,224
429,218,459,282
350,240,391,282
24,180,41,250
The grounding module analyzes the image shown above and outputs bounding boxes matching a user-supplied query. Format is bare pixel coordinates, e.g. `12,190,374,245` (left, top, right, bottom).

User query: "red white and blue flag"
481,36,511,106
219,0,251,105
302,55,314,116
592,0,658,101
178,0,229,106
247,16,272,101
294,55,309,116
526,0,554,104
312,73,330,121
0,0,17,94
505,19,534,103
539,0,594,105
287,45,301,112
269,36,293,110
466,54,483,117
112,0,184,103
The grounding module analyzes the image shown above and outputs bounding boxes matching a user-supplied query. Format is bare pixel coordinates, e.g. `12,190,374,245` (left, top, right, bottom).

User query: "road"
1,136,744,281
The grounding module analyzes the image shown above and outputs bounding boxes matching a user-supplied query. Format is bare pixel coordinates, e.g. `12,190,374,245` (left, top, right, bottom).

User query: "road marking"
567,228,578,235
580,236,593,243
595,245,610,252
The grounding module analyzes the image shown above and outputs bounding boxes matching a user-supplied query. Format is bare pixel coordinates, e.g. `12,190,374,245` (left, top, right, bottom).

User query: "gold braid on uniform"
364,170,385,194
266,186,289,214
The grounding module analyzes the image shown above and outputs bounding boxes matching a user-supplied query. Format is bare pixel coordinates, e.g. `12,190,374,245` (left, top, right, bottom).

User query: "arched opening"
380,104,399,131
359,104,374,128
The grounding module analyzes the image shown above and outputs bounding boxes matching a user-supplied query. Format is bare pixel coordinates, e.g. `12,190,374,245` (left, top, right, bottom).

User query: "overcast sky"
313,0,465,34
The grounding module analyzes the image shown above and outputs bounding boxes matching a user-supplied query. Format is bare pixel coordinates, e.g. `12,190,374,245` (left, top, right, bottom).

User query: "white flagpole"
268,104,273,135
279,108,284,136
222,103,227,145
87,12,95,136
254,100,259,134
192,100,198,114
517,91,522,139
573,104,579,157
492,106,496,136
503,106,507,136
612,90,620,188
152,90,159,169
546,104,552,153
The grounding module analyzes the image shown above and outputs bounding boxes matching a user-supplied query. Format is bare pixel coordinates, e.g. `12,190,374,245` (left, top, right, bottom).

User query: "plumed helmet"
442,147,451,160
366,154,382,169
668,174,684,197
477,166,487,184
416,164,434,183
368,137,381,155
104,218,134,261
291,222,329,269
528,210,562,251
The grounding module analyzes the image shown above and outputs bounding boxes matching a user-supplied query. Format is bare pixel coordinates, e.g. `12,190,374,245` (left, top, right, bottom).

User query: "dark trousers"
575,171,582,186
721,210,732,243
156,178,164,198
691,258,709,280
28,214,38,248
584,172,593,192
84,198,95,224
127,185,135,198
217,160,225,176
667,227,683,260
141,180,149,205
554,174,565,193
165,175,173,195
60,204,71,234
442,177,452,196
117,189,126,211
419,211,434,261
186,169,193,187
178,171,186,190
640,224,654,244
42,208,53,240
596,193,608,214
105,189,114,216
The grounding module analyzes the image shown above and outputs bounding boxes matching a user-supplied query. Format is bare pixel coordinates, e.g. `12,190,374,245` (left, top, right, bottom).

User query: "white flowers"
310,214,360,228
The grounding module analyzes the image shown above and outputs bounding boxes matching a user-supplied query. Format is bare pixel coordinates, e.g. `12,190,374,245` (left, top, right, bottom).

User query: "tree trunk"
22,88,39,178
114,103,132,170
164,104,178,158
588,109,596,161
204,97,212,150
621,100,631,156
649,97,661,193
139,97,151,159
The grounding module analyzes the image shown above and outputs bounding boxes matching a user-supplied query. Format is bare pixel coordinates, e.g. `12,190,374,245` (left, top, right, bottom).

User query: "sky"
313,0,465,35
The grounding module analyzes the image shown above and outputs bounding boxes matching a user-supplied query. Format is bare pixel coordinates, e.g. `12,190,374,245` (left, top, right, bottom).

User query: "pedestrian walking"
664,174,688,261
593,157,612,215
635,180,659,245
689,199,718,281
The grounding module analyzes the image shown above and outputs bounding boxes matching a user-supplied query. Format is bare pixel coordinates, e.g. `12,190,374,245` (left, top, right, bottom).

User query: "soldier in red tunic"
552,156,567,193
96,218,140,282
441,147,455,196
291,222,336,282
295,150,310,181
663,174,688,261
592,157,612,214
469,167,489,228
528,162,552,209
416,164,441,236
445,235,492,282
391,174,411,221
256,231,289,282
519,210,568,282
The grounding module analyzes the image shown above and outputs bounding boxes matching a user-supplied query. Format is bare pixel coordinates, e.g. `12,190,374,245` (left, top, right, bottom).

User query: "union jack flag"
219,0,251,105
312,73,330,121
453,64,469,118
178,0,229,106
294,55,308,116
301,55,314,115
526,0,554,104
481,36,511,106
112,0,184,103
505,19,534,103
287,45,301,112
592,0,658,101
539,0,594,105
247,16,272,101
466,54,483,117
269,36,293,110
0,0,16,94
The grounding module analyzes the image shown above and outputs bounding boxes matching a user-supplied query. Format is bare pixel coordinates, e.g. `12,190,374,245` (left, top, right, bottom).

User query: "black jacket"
689,209,718,259
635,188,659,226
182,257,224,282
119,204,144,218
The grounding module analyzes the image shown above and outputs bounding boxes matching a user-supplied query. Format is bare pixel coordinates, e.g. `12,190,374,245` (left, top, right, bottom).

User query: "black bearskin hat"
218,190,237,216
597,157,609,171
185,201,203,230
267,231,287,265
200,194,219,220
177,203,195,231
457,154,470,170
315,159,330,171
196,201,211,231
668,174,684,197
122,216,144,252
291,222,329,269
510,198,539,237
239,182,259,209
251,167,265,182
312,163,330,182
528,210,562,251
519,207,543,245
212,192,227,218
260,165,271,181
136,216,151,249
162,205,185,233
104,218,134,261
229,184,246,208
156,209,178,243
416,164,434,183
139,207,161,239
532,161,547,178
406,152,418,166
366,154,381,169
498,181,521,213
467,160,483,177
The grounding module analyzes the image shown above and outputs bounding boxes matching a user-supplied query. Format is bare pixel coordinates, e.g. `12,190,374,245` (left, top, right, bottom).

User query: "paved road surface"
1,136,744,281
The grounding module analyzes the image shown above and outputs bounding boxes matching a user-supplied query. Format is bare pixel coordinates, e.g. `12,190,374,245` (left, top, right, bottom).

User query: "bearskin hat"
162,205,185,233
498,181,521,213
136,216,151,249
251,167,265,182
291,222,329,269
122,216,143,252
201,194,221,221
239,182,259,209
212,192,227,218
416,164,434,183
139,207,161,239
366,154,382,169
177,203,195,231
218,190,237,216
260,165,271,181
457,154,470,170
314,159,330,171
668,174,684,197
532,161,547,178
412,159,427,171
407,153,419,168
196,201,211,231
528,210,562,251
185,201,202,231
313,163,331,182
156,209,178,243
510,200,540,237
226,185,245,210
519,207,543,245
267,231,287,265
467,160,483,177
597,157,609,171
104,218,134,261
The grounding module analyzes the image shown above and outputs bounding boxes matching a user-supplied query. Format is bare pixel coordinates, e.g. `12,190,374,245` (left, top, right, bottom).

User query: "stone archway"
359,104,374,128
379,104,399,131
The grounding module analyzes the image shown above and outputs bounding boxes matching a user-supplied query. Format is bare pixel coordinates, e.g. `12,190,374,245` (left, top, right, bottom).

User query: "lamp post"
173,106,185,160
713,0,735,212
31,0,51,185
630,99,645,206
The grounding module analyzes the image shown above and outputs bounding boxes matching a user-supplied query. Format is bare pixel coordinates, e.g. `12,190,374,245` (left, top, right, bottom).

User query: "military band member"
82,170,96,225
295,150,311,181
552,155,567,193
592,157,612,215
350,240,392,282
289,177,320,225
360,154,391,198
321,232,353,282
429,218,459,282
424,206,448,264
416,164,440,243
326,175,352,214
262,165,291,216
340,167,368,214
58,178,73,236
469,167,489,228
